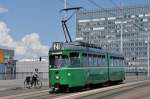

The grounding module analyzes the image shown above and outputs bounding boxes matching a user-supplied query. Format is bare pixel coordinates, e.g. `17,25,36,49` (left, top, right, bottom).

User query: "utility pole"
120,0,123,53
148,35,150,77
121,23,123,53
64,0,67,19
63,0,68,42
61,1,82,43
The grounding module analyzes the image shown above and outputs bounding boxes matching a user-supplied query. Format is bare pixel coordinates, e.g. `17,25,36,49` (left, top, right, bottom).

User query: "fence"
16,72,48,80
0,66,149,80
0,72,48,80
0,73,16,80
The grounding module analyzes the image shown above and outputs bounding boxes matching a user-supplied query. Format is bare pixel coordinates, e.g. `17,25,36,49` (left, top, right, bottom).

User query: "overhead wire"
57,0,150,32
108,0,146,31
85,0,146,31
57,0,150,42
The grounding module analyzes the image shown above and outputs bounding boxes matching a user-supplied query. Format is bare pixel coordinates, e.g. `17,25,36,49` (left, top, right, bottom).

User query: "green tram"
49,41,125,92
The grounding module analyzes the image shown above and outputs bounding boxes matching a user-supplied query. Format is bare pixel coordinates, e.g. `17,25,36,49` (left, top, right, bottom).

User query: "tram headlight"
56,75,60,80
67,72,71,76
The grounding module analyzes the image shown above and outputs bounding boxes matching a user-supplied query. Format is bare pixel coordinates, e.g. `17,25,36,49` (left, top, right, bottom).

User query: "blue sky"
0,0,149,58
0,0,149,45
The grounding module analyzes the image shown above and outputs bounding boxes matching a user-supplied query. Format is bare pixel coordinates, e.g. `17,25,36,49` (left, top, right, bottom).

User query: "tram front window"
70,52,80,66
49,55,69,68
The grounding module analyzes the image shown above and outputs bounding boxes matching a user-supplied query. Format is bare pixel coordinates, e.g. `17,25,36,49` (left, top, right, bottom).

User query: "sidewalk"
0,79,49,91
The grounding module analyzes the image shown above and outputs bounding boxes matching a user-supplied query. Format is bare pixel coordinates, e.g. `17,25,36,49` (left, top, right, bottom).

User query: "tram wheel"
49,88,55,94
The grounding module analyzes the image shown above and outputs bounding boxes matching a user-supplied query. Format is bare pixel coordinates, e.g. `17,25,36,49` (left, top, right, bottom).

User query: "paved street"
1,78,150,99
0,79,49,91
0,76,149,99
0,75,147,91
77,80,150,99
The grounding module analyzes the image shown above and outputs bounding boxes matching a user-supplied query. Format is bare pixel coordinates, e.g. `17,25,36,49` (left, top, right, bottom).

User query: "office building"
76,4,150,72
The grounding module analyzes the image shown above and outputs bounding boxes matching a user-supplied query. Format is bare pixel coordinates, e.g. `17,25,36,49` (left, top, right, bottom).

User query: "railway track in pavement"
76,81,150,99
1,79,150,99
0,89,64,99
56,80,150,99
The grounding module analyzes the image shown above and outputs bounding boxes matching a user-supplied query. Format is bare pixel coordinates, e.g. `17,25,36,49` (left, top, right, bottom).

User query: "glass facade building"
76,4,150,72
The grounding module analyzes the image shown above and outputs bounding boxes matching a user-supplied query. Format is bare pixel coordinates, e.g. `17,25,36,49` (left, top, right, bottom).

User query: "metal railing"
0,72,48,80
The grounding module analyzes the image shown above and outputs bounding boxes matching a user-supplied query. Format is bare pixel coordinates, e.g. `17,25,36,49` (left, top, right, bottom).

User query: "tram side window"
113,59,116,67
97,55,105,66
110,57,114,67
112,58,115,67
114,59,117,67
122,59,125,67
111,57,118,67
70,52,80,66
83,53,88,67
97,56,101,66
119,59,121,67
82,54,106,67
117,59,120,67
119,59,125,67
102,56,106,66
111,57,124,67
117,58,124,67
88,54,93,67
93,55,98,67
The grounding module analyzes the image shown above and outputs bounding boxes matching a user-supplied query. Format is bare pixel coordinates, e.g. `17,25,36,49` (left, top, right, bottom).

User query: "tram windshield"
49,55,69,68
49,52,81,68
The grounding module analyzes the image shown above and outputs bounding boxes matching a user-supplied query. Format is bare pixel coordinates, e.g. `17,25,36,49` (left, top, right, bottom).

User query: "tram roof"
50,41,124,57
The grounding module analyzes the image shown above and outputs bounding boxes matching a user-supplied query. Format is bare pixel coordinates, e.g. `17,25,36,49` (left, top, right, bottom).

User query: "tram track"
1,90,65,99
56,80,150,99
78,81,150,99
22,93,64,99
1,79,150,99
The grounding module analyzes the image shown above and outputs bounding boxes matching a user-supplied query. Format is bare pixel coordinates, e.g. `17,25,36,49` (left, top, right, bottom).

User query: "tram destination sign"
52,42,63,50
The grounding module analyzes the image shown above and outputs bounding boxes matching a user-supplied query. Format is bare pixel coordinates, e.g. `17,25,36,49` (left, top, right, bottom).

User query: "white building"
16,60,48,80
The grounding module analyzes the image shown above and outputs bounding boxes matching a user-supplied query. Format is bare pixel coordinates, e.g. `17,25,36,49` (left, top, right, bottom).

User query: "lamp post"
64,0,67,19
148,35,149,77
115,21,126,53
121,23,123,53
145,35,150,77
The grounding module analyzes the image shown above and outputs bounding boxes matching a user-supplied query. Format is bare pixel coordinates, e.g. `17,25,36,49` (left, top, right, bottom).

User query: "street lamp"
115,21,127,53
121,23,123,53
145,35,150,77
148,36,149,77
64,0,67,19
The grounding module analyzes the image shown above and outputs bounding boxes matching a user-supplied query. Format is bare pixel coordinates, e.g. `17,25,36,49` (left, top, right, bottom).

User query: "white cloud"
0,22,16,48
0,21,49,59
0,6,8,13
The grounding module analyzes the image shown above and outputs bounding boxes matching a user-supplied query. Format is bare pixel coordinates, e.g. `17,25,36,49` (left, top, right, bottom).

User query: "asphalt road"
0,76,150,99
78,80,150,99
